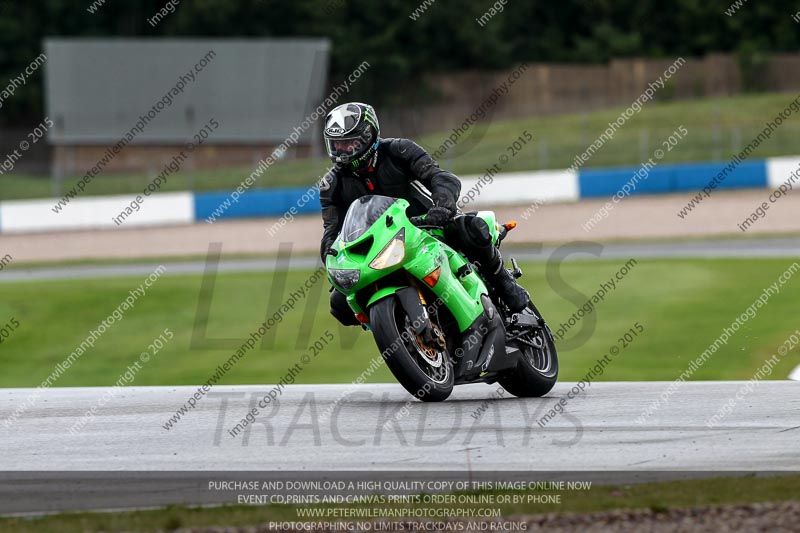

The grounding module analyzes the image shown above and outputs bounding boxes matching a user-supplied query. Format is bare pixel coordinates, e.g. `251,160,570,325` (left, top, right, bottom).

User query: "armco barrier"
0,156,796,233
578,160,768,198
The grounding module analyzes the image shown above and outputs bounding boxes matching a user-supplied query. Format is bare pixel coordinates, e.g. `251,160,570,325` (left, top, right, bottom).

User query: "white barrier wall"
458,169,579,207
766,156,800,188
0,192,194,233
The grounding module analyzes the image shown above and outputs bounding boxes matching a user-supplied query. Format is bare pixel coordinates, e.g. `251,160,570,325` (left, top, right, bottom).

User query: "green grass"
0,159,325,201
1,474,797,533
430,90,800,176
1,258,798,388
3,91,800,200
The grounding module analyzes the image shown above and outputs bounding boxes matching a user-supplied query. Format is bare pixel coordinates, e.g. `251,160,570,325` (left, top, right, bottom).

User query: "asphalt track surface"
2,237,800,282
2,382,798,471
2,239,799,513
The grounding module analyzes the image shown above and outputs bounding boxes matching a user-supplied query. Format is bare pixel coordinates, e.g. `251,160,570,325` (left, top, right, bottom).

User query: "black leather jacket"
318,138,461,260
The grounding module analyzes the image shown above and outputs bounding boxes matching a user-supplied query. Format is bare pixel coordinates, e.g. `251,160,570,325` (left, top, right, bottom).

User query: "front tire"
369,296,453,402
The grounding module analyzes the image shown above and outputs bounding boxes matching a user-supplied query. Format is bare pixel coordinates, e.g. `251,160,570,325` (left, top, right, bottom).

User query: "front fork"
394,285,446,349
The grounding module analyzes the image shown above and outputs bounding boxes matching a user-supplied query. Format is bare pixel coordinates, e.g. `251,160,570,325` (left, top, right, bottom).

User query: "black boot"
483,248,531,313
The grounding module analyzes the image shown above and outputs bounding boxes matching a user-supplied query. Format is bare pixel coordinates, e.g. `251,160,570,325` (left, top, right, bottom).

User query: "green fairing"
476,210,501,245
326,198,487,331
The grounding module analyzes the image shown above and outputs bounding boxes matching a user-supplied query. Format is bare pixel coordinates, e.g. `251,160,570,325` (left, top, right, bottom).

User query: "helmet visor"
326,136,367,160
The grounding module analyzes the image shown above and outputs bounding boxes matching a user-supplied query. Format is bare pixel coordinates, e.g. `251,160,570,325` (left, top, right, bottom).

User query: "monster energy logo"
363,106,379,129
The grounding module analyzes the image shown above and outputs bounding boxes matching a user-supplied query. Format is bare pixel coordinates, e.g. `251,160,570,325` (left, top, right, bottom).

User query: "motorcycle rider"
318,102,530,326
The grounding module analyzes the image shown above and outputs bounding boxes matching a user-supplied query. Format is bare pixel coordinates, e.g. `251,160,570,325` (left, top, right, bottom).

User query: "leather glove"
425,206,453,227
432,191,456,212
425,191,456,226
320,242,338,262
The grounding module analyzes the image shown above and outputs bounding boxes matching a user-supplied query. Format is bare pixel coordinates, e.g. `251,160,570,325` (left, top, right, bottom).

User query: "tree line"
1,0,798,124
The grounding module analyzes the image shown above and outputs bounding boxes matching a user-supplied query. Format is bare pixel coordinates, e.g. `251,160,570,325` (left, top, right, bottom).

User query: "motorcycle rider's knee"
465,216,492,246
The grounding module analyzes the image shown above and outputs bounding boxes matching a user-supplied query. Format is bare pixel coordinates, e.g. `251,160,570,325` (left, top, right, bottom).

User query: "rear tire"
369,296,453,402
498,304,558,398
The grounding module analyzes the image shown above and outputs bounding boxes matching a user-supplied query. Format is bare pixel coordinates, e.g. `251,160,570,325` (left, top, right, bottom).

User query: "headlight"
369,229,405,270
329,269,360,290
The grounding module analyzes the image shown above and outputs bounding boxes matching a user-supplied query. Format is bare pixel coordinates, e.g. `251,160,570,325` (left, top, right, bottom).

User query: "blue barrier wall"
578,160,768,198
193,187,319,221
194,160,771,222
192,160,772,222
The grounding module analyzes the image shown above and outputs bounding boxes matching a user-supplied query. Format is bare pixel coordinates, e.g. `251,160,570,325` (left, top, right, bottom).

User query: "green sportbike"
326,195,558,402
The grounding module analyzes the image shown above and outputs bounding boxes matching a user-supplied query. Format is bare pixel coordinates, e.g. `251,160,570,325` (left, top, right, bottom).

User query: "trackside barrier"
0,157,795,233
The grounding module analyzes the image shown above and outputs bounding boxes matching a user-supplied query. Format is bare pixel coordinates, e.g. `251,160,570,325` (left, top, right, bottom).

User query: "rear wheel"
498,304,558,398
369,296,453,402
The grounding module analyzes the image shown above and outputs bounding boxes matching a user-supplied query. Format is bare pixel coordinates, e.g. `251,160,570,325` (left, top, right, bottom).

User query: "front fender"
367,286,431,336
366,286,407,308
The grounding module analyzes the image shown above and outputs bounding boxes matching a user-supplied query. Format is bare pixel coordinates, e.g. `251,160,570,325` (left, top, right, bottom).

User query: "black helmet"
323,102,380,169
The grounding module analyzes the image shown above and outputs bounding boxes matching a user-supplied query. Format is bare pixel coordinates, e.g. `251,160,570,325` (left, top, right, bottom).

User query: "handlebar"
409,216,444,229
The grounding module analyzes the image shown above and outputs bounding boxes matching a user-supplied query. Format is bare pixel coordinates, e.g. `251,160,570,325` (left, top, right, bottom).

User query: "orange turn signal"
423,267,441,287
504,221,517,231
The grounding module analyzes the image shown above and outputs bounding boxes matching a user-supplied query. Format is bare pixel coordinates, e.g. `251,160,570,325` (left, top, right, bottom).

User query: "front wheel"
498,304,559,398
369,296,453,402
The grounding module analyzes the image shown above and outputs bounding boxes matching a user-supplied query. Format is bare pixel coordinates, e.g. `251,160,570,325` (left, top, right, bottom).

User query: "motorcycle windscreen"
340,195,396,243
